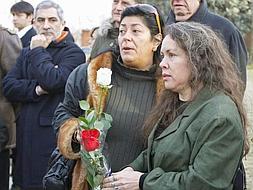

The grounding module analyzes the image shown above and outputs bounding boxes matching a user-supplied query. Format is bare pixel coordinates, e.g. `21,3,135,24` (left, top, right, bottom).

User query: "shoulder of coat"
0,26,17,35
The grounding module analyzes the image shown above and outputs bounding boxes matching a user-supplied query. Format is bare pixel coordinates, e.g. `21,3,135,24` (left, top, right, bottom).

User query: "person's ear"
27,14,34,23
152,33,162,52
170,0,173,7
60,20,66,30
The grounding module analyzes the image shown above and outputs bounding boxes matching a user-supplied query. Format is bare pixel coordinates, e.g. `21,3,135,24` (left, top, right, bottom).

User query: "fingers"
103,174,122,190
30,34,52,49
103,175,114,186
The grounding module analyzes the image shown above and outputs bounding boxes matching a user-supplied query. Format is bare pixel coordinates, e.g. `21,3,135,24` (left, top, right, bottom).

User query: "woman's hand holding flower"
102,167,143,190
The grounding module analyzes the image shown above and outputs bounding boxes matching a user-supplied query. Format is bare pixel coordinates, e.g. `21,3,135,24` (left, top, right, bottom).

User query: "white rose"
96,68,112,86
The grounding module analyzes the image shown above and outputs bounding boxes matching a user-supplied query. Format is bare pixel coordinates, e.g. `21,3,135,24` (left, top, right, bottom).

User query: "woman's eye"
168,53,176,58
133,29,141,33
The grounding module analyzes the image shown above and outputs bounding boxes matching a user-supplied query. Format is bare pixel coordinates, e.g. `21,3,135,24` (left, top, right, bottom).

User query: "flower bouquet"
78,68,113,190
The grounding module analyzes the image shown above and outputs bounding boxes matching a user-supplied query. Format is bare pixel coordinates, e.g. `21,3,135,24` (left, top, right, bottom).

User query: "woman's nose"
123,31,132,41
159,58,168,69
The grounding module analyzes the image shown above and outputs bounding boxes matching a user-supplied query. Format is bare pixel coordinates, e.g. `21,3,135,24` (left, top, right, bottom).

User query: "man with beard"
3,1,86,189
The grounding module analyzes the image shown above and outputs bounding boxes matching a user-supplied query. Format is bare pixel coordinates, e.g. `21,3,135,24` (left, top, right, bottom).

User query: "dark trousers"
11,148,17,186
0,149,10,190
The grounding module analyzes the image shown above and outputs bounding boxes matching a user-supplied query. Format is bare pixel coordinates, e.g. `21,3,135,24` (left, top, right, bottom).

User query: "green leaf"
79,100,90,111
94,174,104,188
86,110,96,123
80,153,96,176
101,119,112,130
78,116,91,129
94,120,104,130
80,151,91,162
86,173,95,188
78,116,89,125
103,113,113,123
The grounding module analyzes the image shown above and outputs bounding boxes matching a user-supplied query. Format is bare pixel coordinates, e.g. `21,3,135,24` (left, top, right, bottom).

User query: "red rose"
81,129,100,152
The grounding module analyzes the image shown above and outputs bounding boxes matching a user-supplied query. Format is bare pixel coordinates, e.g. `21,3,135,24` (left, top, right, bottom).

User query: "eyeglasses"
134,4,162,35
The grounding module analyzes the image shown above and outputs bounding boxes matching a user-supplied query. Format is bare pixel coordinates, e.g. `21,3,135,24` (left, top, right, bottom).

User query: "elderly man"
166,0,248,87
10,1,37,47
3,1,86,189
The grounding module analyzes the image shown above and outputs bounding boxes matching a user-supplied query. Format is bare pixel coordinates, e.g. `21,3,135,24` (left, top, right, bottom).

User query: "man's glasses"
134,4,162,35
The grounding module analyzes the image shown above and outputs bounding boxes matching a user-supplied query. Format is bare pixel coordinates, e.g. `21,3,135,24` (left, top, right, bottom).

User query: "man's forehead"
121,0,136,4
171,0,199,3
35,7,59,18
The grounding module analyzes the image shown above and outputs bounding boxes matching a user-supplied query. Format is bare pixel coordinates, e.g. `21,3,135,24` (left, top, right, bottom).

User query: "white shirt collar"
17,25,33,38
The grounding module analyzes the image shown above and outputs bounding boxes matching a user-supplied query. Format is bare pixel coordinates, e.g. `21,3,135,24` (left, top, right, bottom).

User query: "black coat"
166,0,248,85
20,27,37,47
0,117,8,152
3,27,86,189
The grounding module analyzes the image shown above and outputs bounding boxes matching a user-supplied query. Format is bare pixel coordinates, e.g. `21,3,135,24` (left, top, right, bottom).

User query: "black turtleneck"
104,60,158,171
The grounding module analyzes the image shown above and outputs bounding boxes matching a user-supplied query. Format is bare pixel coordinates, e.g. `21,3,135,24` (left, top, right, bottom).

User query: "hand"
102,167,143,190
30,34,53,49
35,85,48,96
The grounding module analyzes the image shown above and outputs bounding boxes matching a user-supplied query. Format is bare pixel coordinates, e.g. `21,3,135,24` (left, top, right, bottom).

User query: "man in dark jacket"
166,0,248,87
11,1,37,47
3,1,86,189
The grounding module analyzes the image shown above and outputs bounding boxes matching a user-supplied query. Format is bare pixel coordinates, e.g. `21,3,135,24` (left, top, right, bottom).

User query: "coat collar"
48,27,74,48
166,0,208,24
17,25,33,38
87,52,113,111
149,114,183,141
183,87,216,116
153,87,217,140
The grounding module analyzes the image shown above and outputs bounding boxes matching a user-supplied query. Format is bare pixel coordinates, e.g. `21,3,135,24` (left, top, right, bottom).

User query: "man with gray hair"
3,1,86,189
166,0,248,88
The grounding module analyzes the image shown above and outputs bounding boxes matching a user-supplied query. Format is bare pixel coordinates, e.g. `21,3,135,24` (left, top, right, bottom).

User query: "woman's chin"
122,56,134,64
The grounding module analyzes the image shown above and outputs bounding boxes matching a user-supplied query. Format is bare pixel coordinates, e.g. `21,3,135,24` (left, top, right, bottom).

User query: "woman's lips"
122,47,134,53
162,73,172,80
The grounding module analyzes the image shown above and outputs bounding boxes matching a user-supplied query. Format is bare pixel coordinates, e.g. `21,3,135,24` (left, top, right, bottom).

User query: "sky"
0,0,112,32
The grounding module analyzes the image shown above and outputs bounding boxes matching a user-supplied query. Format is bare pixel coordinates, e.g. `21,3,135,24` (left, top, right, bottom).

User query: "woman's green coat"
130,88,244,190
